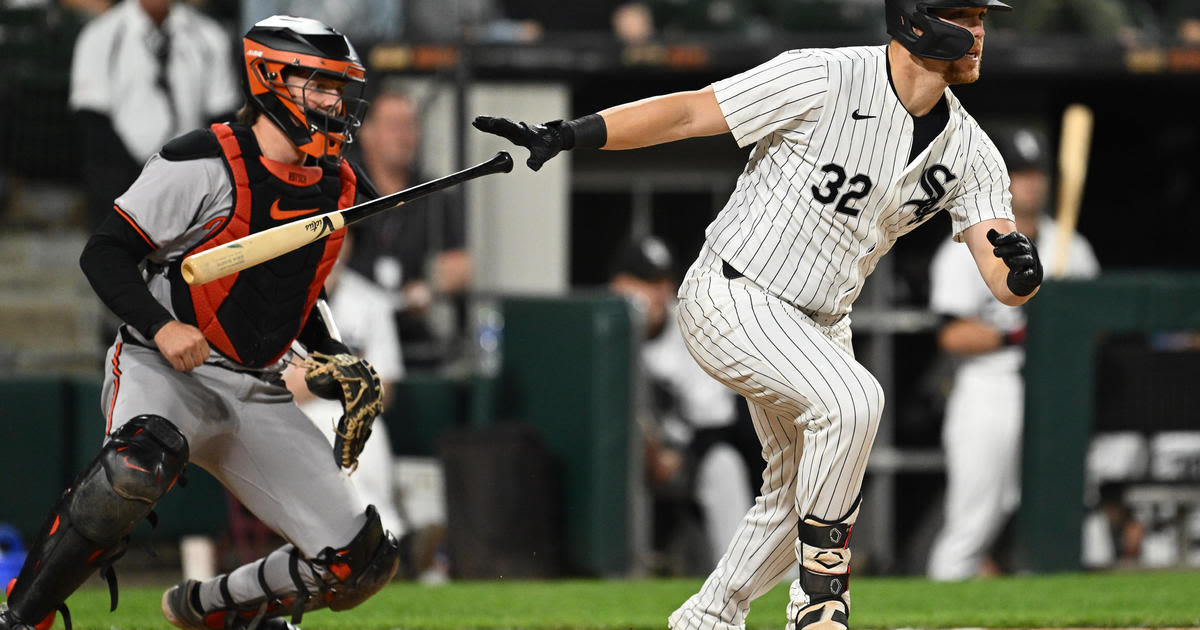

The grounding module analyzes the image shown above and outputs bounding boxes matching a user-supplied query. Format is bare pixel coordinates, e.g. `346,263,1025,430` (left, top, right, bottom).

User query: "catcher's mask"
885,0,1012,61
243,15,367,166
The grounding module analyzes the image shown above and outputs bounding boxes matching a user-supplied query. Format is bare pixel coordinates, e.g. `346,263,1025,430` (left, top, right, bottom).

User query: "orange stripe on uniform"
106,341,123,435
112,205,158,249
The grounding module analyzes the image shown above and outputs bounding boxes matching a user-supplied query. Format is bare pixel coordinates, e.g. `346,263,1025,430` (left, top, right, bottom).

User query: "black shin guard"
794,496,861,630
5,415,187,625
316,505,401,613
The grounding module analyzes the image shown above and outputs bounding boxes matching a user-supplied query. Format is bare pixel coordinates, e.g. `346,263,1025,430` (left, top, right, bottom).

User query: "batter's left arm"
962,218,1042,306
473,86,730,171
597,86,731,149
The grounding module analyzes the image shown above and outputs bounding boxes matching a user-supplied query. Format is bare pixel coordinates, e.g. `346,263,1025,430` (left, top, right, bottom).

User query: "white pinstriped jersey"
707,45,1012,318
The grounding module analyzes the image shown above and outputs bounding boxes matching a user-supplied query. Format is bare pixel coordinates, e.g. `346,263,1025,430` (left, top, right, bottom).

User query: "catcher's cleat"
0,604,52,630
0,606,29,630
162,580,302,630
162,580,207,630
2,581,57,630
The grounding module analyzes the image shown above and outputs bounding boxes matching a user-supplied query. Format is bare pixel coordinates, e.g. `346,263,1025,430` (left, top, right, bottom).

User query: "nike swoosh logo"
851,109,876,120
269,199,320,220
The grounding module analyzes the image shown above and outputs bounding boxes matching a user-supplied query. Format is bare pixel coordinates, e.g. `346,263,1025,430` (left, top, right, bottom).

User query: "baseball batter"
473,2,1042,628
1,16,398,630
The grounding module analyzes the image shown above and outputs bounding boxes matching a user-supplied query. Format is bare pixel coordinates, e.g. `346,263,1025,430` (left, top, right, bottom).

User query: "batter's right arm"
962,219,1041,306
473,86,729,170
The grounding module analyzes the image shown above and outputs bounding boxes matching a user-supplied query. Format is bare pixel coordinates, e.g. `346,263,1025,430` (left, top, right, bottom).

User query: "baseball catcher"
0,16,400,630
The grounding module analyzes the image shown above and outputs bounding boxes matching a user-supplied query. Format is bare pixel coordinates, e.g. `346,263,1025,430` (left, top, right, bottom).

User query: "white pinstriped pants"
669,246,884,630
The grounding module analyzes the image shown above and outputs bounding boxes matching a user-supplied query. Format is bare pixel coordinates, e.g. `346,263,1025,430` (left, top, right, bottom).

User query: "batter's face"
920,7,989,85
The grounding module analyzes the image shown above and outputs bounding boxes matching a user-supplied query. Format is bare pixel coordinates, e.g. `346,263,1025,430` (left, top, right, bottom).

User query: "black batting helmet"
243,15,368,165
885,0,1012,61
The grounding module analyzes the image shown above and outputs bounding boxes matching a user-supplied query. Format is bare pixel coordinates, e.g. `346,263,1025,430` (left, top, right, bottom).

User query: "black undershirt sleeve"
79,211,175,340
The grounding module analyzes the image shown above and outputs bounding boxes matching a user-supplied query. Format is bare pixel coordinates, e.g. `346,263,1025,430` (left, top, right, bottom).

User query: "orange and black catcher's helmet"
885,0,1012,61
242,15,367,165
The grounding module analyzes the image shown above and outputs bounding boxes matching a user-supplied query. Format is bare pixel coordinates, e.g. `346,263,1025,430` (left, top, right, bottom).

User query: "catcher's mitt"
303,352,384,471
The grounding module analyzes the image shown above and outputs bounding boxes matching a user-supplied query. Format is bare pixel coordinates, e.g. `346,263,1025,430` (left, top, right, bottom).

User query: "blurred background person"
609,236,759,575
242,0,540,45
1170,2,1200,44
407,0,541,43
240,0,403,45
1004,0,1151,45
348,89,472,373
70,0,239,231
925,125,1101,581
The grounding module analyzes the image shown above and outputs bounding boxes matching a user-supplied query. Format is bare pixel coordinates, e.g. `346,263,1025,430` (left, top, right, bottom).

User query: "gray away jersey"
707,45,1012,317
114,153,234,344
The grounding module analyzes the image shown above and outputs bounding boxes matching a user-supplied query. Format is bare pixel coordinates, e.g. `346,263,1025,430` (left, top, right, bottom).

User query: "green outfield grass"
51,570,1200,629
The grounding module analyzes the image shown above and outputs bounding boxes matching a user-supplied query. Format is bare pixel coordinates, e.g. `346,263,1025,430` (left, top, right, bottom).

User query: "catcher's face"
284,72,348,116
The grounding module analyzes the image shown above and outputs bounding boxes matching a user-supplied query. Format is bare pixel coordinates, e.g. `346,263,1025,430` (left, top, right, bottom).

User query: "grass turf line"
53,570,1200,629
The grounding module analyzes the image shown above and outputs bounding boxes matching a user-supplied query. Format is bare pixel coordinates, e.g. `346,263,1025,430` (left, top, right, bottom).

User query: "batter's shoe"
162,580,300,630
795,599,848,630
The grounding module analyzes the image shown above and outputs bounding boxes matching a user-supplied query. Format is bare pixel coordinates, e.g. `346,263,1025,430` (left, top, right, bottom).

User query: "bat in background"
181,151,514,286
1050,103,1093,279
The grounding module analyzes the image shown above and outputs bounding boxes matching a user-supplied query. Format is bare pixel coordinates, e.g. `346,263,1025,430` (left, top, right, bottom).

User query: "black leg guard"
793,496,861,630
316,504,400,612
4,415,187,627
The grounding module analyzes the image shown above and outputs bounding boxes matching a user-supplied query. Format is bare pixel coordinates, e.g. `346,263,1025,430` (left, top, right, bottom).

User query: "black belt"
120,326,283,385
719,260,845,327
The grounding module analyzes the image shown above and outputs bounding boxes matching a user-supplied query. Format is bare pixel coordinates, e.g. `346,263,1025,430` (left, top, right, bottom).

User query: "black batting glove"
987,228,1043,297
472,116,571,171
473,114,607,172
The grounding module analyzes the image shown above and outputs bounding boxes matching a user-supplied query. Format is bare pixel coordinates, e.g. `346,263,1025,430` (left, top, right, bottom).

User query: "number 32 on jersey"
811,162,958,224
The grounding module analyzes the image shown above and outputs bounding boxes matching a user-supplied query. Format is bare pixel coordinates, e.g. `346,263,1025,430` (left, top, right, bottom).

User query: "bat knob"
495,151,514,173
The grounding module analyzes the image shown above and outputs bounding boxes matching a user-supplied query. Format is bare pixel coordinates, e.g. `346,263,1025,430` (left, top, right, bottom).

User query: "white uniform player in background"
926,127,1099,580
473,1,1041,628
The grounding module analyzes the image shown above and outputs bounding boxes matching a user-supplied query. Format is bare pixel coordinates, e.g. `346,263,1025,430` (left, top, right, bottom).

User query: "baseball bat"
1050,103,1093,278
181,151,513,285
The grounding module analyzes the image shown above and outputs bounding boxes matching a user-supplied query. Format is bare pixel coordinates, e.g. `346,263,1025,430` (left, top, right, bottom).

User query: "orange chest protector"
169,123,356,367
